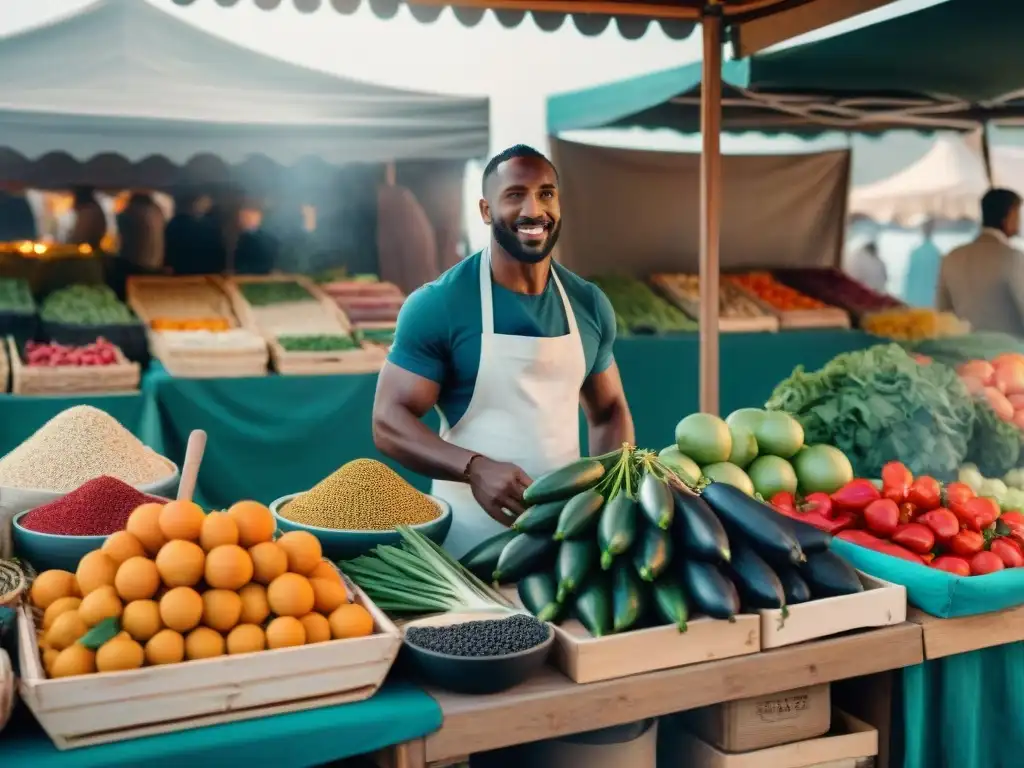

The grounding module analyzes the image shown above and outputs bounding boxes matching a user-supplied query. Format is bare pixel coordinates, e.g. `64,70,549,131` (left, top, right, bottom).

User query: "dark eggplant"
727,539,785,609
680,559,740,621
638,472,674,530
701,482,805,565
777,515,833,554
671,487,731,563
460,529,518,581
801,550,865,598
775,564,812,605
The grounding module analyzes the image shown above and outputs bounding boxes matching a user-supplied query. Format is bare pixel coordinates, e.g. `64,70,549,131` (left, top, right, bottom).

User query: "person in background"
0,184,37,241
903,218,943,307
233,202,277,275
937,188,1024,335
845,241,888,293
165,187,222,275
117,191,165,273
67,186,106,250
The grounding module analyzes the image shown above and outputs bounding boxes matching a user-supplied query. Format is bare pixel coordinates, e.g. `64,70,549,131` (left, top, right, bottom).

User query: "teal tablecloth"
1,681,440,767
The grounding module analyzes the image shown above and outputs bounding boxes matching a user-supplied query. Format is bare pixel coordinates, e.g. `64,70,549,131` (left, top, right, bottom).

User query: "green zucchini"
652,575,689,632
612,561,646,633
632,524,673,582
598,493,639,569
493,533,557,583
518,572,563,623
555,538,598,602
574,576,612,638
513,499,565,534
554,489,605,541
638,472,674,530
460,529,519,580
523,459,606,506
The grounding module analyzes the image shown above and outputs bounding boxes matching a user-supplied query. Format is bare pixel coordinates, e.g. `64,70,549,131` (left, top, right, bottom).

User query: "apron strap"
480,246,580,338
549,266,580,337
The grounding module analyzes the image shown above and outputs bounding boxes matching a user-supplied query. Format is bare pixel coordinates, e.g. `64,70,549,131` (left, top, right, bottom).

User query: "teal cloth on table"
0,391,146,457
832,538,1024,618
0,680,441,767
901,644,1024,768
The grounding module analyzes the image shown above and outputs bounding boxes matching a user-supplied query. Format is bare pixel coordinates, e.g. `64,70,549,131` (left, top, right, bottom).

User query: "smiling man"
372,144,635,557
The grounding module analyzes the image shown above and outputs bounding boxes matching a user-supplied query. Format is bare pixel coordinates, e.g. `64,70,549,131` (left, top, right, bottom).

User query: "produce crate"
773,268,905,325
226,275,384,375
17,586,401,750
650,274,779,333
6,336,140,396
659,709,877,768
0,336,7,393
758,573,905,650
127,275,268,378
723,274,851,330
321,280,406,325
504,588,759,684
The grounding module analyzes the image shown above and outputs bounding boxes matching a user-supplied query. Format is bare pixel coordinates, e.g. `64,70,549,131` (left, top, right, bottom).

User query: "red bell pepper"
920,552,936,564
943,481,975,511
964,497,1000,529
931,555,971,576
970,551,1005,575
917,507,960,542
1001,511,1024,528
801,491,834,520
891,522,935,555
771,491,797,513
907,476,941,511
881,461,912,504
775,502,856,534
949,529,985,558
990,537,1024,568
863,498,900,537
837,529,925,563
831,479,881,511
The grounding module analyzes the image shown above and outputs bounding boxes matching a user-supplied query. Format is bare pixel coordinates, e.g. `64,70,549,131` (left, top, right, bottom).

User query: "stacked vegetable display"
454,446,864,638
777,462,1024,577
957,356,1024,431
22,338,122,367
725,272,831,312
861,308,968,341
589,275,697,335
773,268,904,320
40,286,137,326
650,273,776,330
0,278,34,314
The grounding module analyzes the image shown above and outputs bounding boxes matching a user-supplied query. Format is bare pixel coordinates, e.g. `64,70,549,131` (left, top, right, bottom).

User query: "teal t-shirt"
388,252,617,429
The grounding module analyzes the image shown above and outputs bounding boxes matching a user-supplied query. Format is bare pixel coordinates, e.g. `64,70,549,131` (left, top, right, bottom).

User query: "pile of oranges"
30,499,375,678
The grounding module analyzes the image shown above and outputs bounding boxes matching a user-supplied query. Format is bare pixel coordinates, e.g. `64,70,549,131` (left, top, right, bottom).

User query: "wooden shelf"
908,606,1024,660
420,623,923,764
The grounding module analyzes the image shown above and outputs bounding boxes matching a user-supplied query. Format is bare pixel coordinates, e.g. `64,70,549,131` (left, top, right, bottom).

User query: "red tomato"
1002,511,1024,528
907,476,941,511
965,497,1000,529
891,522,935,555
931,555,971,577
970,551,1005,576
917,508,960,542
831,479,881,511
990,538,1024,568
949,529,985,558
863,499,900,537
943,482,975,510
881,462,912,503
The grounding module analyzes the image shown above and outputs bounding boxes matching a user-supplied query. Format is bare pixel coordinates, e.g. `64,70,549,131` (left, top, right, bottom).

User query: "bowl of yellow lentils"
270,459,452,560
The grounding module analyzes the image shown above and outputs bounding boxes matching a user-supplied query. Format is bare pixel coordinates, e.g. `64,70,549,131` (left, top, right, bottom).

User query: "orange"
46,611,88,650
185,627,225,660
267,573,314,617
115,557,160,602
145,629,185,665
308,561,343,584
310,578,348,615
159,587,204,633
238,583,270,625
227,501,275,547
121,599,163,642
201,589,242,633
155,540,205,588
158,500,206,542
200,512,239,551
205,545,253,591
50,644,96,678
102,531,146,565
42,596,82,631
96,636,144,673
276,531,322,575
78,585,123,627
75,551,119,596
126,503,167,555
299,613,331,644
328,604,374,640
266,616,305,649
249,541,288,585
30,570,77,610
226,624,266,655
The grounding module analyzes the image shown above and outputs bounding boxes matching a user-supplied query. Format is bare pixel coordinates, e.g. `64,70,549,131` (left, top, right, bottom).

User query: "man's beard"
492,218,561,264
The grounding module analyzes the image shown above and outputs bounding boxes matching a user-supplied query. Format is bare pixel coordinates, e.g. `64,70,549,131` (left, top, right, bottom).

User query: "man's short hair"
482,145,558,196
981,188,1022,229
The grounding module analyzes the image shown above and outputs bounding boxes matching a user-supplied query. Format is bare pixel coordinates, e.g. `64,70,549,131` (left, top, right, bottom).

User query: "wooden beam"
404,0,702,20
732,0,896,57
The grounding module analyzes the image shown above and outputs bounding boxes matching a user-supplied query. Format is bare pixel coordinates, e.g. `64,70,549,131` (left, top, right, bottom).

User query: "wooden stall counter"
908,605,1024,660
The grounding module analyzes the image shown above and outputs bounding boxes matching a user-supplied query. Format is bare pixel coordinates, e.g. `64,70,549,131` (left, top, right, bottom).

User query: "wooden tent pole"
699,3,723,415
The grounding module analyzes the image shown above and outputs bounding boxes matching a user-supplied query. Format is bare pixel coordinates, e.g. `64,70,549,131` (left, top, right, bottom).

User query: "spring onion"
341,526,515,614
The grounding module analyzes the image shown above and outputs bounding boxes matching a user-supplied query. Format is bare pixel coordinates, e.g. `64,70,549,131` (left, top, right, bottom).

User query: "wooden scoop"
176,430,207,503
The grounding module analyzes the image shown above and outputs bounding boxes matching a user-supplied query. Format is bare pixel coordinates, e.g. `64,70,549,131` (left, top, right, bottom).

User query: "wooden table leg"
834,671,894,768
374,739,427,768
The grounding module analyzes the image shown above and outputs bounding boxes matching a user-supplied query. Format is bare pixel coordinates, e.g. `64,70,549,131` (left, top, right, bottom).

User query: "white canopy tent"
0,0,489,171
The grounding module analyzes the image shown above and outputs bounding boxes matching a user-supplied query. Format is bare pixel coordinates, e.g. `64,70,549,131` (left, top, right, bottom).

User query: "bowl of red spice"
12,476,167,572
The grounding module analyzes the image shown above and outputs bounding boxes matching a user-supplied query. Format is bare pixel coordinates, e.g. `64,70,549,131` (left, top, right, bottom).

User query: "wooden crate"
0,337,8,393
226,275,384,375
722,277,851,330
17,586,401,750
660,710,877,768
759,573,906,650
7,336,140,395
650,274,779,333
681,684,831,753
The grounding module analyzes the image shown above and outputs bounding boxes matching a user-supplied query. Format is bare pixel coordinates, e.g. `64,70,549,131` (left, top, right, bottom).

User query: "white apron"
433,248,587,559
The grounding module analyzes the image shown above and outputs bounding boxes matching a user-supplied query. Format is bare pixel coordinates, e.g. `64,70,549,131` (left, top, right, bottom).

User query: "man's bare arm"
580,360,635,456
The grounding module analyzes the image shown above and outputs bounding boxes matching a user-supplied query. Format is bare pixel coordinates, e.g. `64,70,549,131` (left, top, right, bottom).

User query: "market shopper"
373,144,634,558
937,188,1024,335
